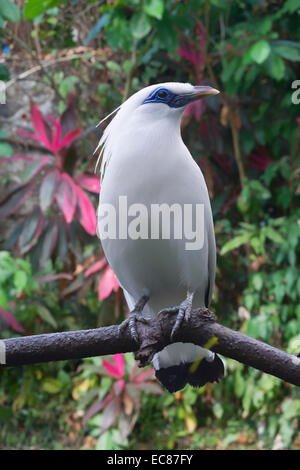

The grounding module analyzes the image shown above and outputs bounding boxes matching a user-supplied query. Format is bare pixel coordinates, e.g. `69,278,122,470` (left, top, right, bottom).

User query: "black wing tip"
155,363,188,393
155,355,224,393
187,354,225,388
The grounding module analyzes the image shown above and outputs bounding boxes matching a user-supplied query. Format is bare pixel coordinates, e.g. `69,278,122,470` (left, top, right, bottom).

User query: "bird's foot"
157,291,194,340
119,295,149,344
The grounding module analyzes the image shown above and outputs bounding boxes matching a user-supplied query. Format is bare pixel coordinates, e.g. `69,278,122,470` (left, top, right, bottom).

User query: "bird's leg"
157,291,195,340
119,295,149,344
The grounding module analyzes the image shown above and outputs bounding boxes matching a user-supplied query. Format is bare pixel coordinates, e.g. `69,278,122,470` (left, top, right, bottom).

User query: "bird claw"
119,295,149,344
157,292,194,340
119,311,149,344
157,306,179,319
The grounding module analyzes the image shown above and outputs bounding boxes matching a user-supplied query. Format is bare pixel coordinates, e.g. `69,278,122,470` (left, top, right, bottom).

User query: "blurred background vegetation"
1,0,300,450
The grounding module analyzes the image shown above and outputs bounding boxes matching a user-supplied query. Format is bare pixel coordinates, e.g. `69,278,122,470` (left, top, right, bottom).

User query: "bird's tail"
152,342,224,393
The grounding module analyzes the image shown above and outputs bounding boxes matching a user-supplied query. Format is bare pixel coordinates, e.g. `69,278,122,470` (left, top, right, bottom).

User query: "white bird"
96,82,224,393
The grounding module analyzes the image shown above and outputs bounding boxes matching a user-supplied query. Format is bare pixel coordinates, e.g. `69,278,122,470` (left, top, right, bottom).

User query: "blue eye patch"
142,87,195,108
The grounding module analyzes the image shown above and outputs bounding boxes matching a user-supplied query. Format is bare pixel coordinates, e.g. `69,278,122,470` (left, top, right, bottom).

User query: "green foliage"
0,0,20,23
23,0,61,20
0,131,13,157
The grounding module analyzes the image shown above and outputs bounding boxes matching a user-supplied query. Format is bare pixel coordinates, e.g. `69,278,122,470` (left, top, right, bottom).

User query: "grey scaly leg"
119,295,149,344
157,291,195,340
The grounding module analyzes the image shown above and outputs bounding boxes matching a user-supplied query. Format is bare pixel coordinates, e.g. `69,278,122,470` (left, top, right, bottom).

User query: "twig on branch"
1,308,300,388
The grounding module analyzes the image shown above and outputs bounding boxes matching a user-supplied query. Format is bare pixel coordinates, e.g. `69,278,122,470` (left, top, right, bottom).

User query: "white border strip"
0,340,6,365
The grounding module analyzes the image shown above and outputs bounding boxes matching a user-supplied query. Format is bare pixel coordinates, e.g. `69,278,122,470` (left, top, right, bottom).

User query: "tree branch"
1,308,300,387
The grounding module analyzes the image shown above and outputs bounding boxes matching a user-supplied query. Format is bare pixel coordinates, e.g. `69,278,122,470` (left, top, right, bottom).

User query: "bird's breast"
98,136,212,310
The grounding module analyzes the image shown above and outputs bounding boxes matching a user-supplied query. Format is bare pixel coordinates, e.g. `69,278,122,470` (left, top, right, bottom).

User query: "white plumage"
96,82,224,393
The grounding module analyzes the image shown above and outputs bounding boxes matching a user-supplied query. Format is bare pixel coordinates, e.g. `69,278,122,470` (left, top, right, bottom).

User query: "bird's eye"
157,90,168,98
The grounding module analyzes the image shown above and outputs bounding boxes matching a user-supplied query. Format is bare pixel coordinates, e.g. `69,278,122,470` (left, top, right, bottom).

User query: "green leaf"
274,284,285,303
250,40,271,64
222,432,240,448
0,63,9,81
0,142,13,157
23,0,60,20
278,0,300,15
273,44,300,61
144,0,164,20
258,374,276,392
106,60,121,73
0,130,8,139
41,377,63,394
131,12,152,39
264,226,284,244
234,371,245,397
58,76,79,99
252,273,263,291
221,57,239,82
13,270,28,292
220,233,250,255
212,402,223,419
247,314,270,340
0,0,20,22
122,59,132,74
267,53,285,80
36,304,57,328
0,289,8,309
257,17,272,35
249,180,271,199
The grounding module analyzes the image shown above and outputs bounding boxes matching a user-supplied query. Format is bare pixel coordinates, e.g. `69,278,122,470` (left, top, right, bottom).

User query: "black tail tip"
155,354,224,393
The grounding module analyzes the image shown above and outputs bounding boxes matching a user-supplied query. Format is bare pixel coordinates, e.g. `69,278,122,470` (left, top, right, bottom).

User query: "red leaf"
98,266,119,301
84,257,107,277
0,307,25,333
75,174,100,193
0,184,35,219
177,20,205,68
248,146,272,170
0,154,35,162
75,185,96,235
58,128,81,150
134,368,155,383
38,221,58,267
83,392,114,427
102,359,123,378
40,170,60,212
23,156,50,183
60,93,77,136
35,273,73,285
55,173,77,223
19,207,43,252
21,213,44,254
113,379,125,395
100,396,122,434
177,44,199,65
184,100,205,122
17,128,46,144
133,382,163,394
31,103,53,150
114,354,125,377
47,115,61,152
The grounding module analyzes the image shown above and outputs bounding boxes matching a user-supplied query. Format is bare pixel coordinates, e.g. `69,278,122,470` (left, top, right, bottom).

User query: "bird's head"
121,82,219,121
100,82,219,126
95,82,219,176
141,82,219,115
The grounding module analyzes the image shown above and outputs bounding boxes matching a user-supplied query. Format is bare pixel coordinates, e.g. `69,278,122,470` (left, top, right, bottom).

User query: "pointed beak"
191,85,220,100
170,85,220,108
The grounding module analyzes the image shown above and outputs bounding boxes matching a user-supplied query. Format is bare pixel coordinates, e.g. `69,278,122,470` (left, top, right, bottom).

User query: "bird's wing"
205,213,216,308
